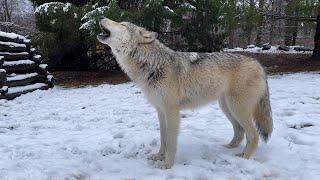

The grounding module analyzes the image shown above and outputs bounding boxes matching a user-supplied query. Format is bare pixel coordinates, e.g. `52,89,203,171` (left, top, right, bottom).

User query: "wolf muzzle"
99,23,111,38
97,19,111,42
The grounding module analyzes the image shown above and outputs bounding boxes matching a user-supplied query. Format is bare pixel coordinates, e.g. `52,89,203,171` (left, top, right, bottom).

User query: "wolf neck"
113,40,172,85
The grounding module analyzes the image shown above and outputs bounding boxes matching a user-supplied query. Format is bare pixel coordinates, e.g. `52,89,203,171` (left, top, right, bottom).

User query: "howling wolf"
97,18,273,169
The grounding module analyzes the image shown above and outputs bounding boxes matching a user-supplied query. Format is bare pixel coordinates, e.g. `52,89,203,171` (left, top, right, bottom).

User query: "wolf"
97,18,273,169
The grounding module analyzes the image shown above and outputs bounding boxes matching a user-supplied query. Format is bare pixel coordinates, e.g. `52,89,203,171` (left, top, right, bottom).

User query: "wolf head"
97,18,158,51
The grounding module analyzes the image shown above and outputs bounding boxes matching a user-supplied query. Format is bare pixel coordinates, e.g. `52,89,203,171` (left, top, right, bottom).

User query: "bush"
31,0,227,71
33,2,88,70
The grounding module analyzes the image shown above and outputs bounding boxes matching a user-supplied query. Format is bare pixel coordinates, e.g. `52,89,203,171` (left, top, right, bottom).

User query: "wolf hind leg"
225,94,259,159
219,96,244,149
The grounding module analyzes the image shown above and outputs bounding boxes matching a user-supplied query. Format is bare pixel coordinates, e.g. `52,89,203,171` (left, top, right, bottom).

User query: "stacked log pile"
0,31,53,100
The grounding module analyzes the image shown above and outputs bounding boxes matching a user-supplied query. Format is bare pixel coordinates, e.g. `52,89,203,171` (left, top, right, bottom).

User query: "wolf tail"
254,81,273,142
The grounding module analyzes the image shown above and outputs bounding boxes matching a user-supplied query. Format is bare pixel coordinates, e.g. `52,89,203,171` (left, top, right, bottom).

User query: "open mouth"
100,24,111,38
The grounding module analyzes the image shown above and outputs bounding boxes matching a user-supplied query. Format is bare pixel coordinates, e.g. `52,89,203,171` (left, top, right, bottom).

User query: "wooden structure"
0,31,53,100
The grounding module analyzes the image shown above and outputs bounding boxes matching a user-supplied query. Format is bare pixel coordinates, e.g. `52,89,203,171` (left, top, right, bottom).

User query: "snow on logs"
0,31,30,44
0,41,28,52
3,60,38,73
0,31,53,100
6,73,44,87
0,67,6,87
0,52,31,61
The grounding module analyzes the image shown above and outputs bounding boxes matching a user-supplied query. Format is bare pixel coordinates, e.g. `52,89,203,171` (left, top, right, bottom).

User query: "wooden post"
0,56,3,68
312,8,320,60
0,68,6,87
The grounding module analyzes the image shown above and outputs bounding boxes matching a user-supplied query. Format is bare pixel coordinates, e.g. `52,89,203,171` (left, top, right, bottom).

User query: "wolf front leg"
160,107,180,169
148,108,166,161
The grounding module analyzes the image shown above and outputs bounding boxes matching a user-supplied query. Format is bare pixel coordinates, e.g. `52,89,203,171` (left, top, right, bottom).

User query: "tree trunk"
269,0,276,44
284,0,294,46
256,0,265,47
228,28,235,48
3,0,11,22
292,24,298,46
247,0,255,45
313,11,320,60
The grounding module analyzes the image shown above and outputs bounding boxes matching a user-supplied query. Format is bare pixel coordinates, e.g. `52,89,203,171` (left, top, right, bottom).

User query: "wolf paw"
148,153,165,161
235,152,250,159
159,160,173,169
223,143,238,149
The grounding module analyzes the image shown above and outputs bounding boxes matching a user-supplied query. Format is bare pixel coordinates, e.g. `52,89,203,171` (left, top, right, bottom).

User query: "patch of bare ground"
52,53,320,87
52,71,130,88
234,52,320,74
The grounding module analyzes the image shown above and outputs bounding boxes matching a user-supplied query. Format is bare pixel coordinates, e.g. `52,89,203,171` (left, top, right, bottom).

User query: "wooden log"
3,60,38,73
0,56,3,68
37,64,48,75
6,73,45,87
0,36,26,44
46,75,54,88
29,48,38,55
0,52,31,61
0,83,49,100
0,41,28,52
0,86,8,95
0,69,6,86
32,55,41,63
278,45,290,51
294,47,313,52
0,32,31,45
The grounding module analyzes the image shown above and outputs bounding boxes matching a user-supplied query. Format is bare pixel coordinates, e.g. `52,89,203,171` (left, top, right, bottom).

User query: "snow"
164,6,174,13
7,73,38,81
0,72,319,179
0,69,6,73
62,3,72,12
0,56,3,60
39,64,48,70
180,3,197,10
35,2,72,14
47,75,53,82
79,20,94,30
50,19,57,25
0,31,30,43
224,45,313,54
80,6,109,30
0,86,8,93
3,60,34,66
0,41,27,48
6,83,47,94
0,52,29,56
81,6,109,21
33,55,41,59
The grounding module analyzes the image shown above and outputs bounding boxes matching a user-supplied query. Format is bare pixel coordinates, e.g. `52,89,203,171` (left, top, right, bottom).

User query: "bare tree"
0,0,15,22
0,0,35,35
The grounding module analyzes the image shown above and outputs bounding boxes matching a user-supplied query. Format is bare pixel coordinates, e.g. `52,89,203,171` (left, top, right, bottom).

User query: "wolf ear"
138,29,158,44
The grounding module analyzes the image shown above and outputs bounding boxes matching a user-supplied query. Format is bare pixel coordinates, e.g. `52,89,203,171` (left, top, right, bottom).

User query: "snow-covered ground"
0,72,319,179
223,45,313,54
